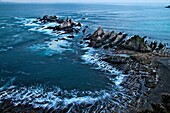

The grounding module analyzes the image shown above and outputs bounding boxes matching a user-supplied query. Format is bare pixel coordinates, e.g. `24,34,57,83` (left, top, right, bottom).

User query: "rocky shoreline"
0,15,170,112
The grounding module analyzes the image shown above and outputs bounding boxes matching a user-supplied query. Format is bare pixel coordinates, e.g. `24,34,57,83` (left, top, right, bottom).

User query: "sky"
0,0,170,3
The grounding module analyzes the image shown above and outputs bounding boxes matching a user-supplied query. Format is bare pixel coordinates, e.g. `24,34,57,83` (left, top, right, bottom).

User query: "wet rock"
79,41,83,44
121,35,151,52
158,43,164,50
111,34,127,46
102,56,128,64
59,17,75,29
76,22,82,27
84,27,128,49
165,5,170,8
162,93,170,111
67,35,74,38
39,15,59,23
140,93,170,113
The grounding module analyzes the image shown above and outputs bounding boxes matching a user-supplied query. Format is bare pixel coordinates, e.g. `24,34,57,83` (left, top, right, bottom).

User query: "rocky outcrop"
86,27,128,49
34,15,82,36
121,35,151,52
83,27,168,55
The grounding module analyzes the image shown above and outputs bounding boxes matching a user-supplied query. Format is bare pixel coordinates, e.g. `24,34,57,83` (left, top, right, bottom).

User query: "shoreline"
0,15,170,112
143,57,170,109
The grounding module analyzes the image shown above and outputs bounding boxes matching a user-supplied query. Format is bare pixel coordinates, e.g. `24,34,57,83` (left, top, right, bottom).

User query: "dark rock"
93,42,103,48
46,26,55,30
151,103,166,113
87,27,104,47
40,15,58,22
67,35,74,38
83,37,90,40
80,41,83,44
91,27,104,40
81,17,86,20
102,56,128,64
158,43,164,50
76,22,82,27
165,5,170,8
111,34,127,46
121,35,151,52
103,45,109,49
82,28,86,32
162,93,170,111
118,32,123,35
33,20,38,23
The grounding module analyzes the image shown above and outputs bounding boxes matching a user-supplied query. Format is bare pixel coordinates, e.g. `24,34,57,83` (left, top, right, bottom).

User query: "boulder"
67,35,74,38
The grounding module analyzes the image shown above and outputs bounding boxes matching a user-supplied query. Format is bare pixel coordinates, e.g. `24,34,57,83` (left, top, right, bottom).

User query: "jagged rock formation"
84,27,168,55
34,15,82,35
81,27,170,111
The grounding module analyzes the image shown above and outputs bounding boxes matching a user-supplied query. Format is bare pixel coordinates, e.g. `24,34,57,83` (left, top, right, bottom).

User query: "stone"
165,5,170,8
121,35,151,52
67,35,74,38
102,56,128,64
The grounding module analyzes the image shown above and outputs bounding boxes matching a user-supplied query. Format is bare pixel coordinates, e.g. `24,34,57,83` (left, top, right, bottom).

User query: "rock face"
86,27,128,49
121,35,151,52
84,27,153,52
83,27,169,55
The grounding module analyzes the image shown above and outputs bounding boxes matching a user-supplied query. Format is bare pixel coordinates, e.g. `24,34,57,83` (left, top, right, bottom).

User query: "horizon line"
0,1,169,4
0,0,170,4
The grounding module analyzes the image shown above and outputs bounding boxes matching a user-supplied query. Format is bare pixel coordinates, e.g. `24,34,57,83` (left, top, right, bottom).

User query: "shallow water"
0,3,170,111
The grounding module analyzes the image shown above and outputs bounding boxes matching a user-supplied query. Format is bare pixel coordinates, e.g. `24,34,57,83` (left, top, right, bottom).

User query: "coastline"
0,10,170,112
149,57,170,103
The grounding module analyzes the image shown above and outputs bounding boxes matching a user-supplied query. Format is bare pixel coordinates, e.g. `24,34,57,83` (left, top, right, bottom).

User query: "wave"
0,46,13,52
81,47,127,86
0,84,112,110
9,16,135,112
15,17,80,55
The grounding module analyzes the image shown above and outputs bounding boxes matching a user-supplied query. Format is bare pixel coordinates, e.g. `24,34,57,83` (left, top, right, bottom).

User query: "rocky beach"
0,14,169,112
0,3,170,113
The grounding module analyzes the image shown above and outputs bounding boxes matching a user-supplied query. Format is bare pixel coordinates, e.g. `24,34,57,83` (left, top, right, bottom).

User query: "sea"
0,3,170,112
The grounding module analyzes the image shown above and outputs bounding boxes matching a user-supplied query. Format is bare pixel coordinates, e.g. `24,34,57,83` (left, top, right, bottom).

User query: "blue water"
0,3,170,111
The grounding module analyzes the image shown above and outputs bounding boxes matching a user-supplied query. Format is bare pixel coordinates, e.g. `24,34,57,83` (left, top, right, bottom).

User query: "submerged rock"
165,5,170,8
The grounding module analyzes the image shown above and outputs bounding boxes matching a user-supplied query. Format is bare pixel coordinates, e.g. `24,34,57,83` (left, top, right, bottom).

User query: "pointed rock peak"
96,27,104,36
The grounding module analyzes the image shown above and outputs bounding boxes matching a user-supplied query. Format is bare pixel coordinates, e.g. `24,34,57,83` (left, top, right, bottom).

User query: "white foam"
0,86,111,109
0,47,13,52
24,23,39,26
44,22,59,27
81,48,127,87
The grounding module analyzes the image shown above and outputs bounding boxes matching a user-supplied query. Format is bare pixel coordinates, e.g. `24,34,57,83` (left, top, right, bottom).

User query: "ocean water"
0,3,170,111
